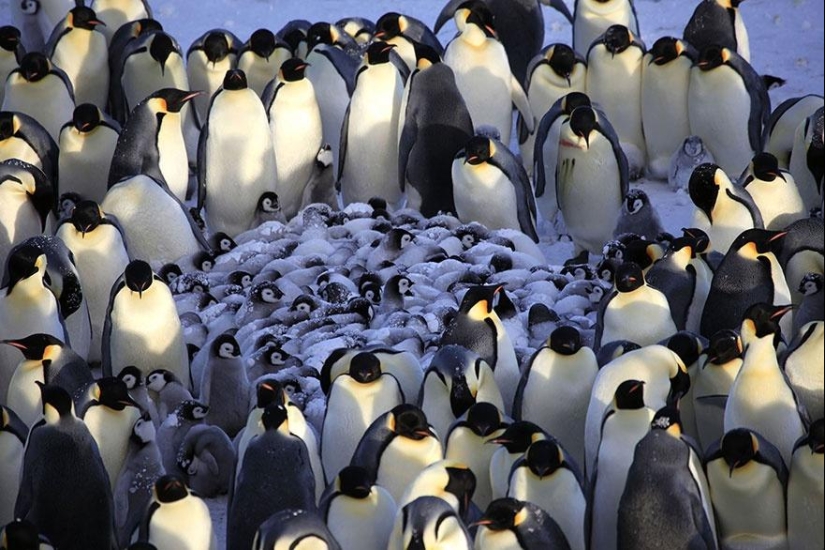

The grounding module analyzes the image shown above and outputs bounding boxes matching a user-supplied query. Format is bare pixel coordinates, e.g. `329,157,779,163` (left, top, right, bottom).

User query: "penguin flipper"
599,115,630,201
101,277,126,378
433,0,467,33
539,0,575,23
533,101,564,198
337,103,351,185
490,143,539,242
349,418,396,482
398,115,419,193
725,187,764,229
728,53,771,152
510,75,535,134
196,121,208,211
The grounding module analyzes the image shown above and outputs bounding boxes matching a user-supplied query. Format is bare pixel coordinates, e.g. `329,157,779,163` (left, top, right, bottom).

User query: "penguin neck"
741,333,781,375
460,24,490,49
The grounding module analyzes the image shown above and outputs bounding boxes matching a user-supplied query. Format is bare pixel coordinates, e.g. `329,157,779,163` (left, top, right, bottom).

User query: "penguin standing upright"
684,0,750,61
140,474,217,550
475,498,572,550
199,333,249,438
613,189,666,241
586,24,646,178
0,26,24,106
58,104,120,204
488,421,549,501
783,318,824,420
740,152,807,230
199,69,278,236
789,106,824,212
0,405,26,527
90,0,152,42
387,496,472,550
0,159,52,267
693,329,744,450
263,58,322,221
573,0,639,58
763,94,823,168
668,135,716,192
374,12,443,72
688,46,769,175
397,43,474,217
0,111,58,181
338,41,407,209
642,37,696,179
46,6,108,109
186,29,239,124
788,420,825,550
237,29,292,98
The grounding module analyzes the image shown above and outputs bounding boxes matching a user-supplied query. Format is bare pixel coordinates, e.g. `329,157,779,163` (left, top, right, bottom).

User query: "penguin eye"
241,275,251,287
633,199,643,212
202,260,213,271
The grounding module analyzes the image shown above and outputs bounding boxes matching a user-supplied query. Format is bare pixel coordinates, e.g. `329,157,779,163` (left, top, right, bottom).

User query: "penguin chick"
200,333,250,438
176,424,234,498
669,135,715,192
146,369,193,422
613,189,666,241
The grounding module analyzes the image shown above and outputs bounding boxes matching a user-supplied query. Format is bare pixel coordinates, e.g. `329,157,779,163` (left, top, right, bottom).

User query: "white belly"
7,360,44,427
765,95,823,167
475,527,522,550
59,125,119,203
306,49,350,174
51,29,109,108
238,51,289,98
0,432,24,526
0,136,43,168
733,11,750,62
84,404,141,487
452,162,521,232
326,489,397,550
642,57,692,179
91,0,149,42
156,112,190,202
2,74,75,141
749,176,807,230
693,359,742,450
187,53,234,124
376,436,442,503
601,288,677,347
574,0,638,58
788,450,825,550
784,322,824,421
444,427,502,509
148,498,216,550
122,53,187,114
489,448,519,501
0,185,42,259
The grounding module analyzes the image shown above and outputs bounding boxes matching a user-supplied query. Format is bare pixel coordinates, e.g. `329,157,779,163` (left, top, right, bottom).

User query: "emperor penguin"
140,474,217,550
777,217,824,307
740,152,807,230
705,427,788,550
9,0,73,53
102,174,208,266
338,41,407,209
688,46,770,175
0,26,25,106
186,29,240,124
688,163,763,255
724,303,805,465
0,158,52,267
263,58,322,221
374,12,444,71
108,88,200,203
506,439,586,550
488,422,549,501
440,285,520,414
58,104,120,204
15,384,116,550
237,29,292,98
396,459,479,525
155,399,206,476
573,0,639,58
175,424,234,497
617,407,717,550
55,200,130,363
199,69,277,237
106,17,162,119
586,24,646,178
89,0,152,43
417,344,504,443
556,105,629,254
252,509,342,550
518,44,587,175
700,229,791,339
227,403,316,550
513,323,598,466
0,405,26,527
321,350,404,481
2,51,75,142
789,106,824,212
387,496,472,550
668,135,716,192
451,134,539,241
45,6,108,109
397,43,474,217
319,465,397,550
763,94,824,168
443,2,534,143
199,332,249,438
788,420,825,550
0,111,58,182
117,365,158,424
784,318,824,420
642,37,697,179
475,499,572,550
81,377,142,488
102,260,190,387
349,404,443,503
684,0,751,62
336,16,376,44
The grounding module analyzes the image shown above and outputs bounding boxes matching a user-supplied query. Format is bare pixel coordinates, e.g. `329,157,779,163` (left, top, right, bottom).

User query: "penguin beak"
486,437,510,445
771,305,794,320
471,519,493,528
768,231,788,243
1,339,26,351
728,461,740,477
414,429,432,438
382,43,396,54
485,25,498,38
565,74,572,87
89,18,106,26
374,31,386,40
465,155,479,164
770,171,786,182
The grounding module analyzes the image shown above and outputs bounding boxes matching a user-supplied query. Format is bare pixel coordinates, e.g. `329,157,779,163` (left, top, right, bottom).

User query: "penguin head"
2,333,63,362
388,274,414,297
19,52,51,82
1,518,42,549
596,257,618,284
37,382,74,422
561,91,592,116
130,18,164,39
229,270,253,288
254,379,286,409
248,28,278,59
696,45,729,71
665,332,704,369
201,31,231,64
681,227,711,254
720,428,758,476
458,284,502,317
149,33,179,74
544,44,577,83
150,88,202,114
146,369,177,392
208,232,237,254
124,260,155,297
366,40,396,65
444,464,476,517
704,329,743,366
345,351,380,384
158,263,182,285
650,406,682,438
94,377,139,411
361,282,382,304
71,103,103,133
800,419,824,455
800,272,823,296
603,25,632,55
154,475,189,503
614,262,644,293
279,57,309,82
337,465,373,499
390,404,434,440
732,228,787,256
682,135,706,157
749,152,786,182
261,402,289,432
548,326,582,356
462,135,493,166
461,402,506,437
412,42,442,70
306,22,340,51
614,380,646,410
462,1,498,39
132,414,156,444
388,228,414,251
741,302,793,340
0,25,21,55
488,421,546,453
193,250,215,272
374,12,406,40
257,191,282,215
5,244,49,294
68,6,105,31
0,112,17,141
70,199,104,235
688,163,724,221
524,439,566,478
623,189,650,215
568,106,597,148
178,400,209,421
291,294,318,314
476,498,527,531
252,281,284,304
117,365,143,390
212,333,240,359
649,36,684,65
222,68,248,90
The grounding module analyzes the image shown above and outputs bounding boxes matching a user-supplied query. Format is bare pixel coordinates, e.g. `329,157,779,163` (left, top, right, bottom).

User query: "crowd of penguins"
0,0,823,548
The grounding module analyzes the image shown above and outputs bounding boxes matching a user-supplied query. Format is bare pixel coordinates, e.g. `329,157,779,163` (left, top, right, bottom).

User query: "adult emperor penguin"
103,260,190,387
784,316,824,420
228,403,316,550
642,37,697,179
789,106,824,212
199,69,277,236
374,12,444,71
441,285,520,414
0,157,52,249
586,24,646,178
688,46,770,176
705,427,788,550
475,498,572,550
338,41,407,209
513,326,597,468
140,474,217,550
396,459,479,525
0,405,26,527
263,58,322,221
763,94,824,168
556,105,628,255
0,111,58,182
573,0,639,58
319,465,397,550
788,420,825,550
108,88,200,202
186,29,239,124
740,152,807,230
693,329,744,451
443,2,534,143
252,509,342,550
777,217,824,308
321,350,404,481
617,407,717,550
688,163,763,255
398,43,474,217
320,346,423,405
2,52,75,142
15,384,116,550
45,6,108,109
58,104,120,204
106,17,161,119
518,44,587,175
725,303,805,465
506,439,586,550
199,332,249,438
700,229,791,339
349,404,443,503
684,0,750,62
238,29,292,97
387,496,472,550
90,0,152,42
451,134,539,241
0,26,24,106
488,421,549,501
